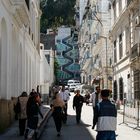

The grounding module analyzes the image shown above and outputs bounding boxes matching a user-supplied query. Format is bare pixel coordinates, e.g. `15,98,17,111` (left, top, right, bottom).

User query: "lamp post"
100,36,108,89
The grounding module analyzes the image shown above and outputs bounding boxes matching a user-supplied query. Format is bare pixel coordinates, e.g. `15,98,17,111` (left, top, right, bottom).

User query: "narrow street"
40,93,140,140
40,92,96,140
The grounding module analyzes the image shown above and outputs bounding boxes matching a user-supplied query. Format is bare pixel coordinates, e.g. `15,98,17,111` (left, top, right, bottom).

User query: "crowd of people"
14,85,117,140
50,85,117,140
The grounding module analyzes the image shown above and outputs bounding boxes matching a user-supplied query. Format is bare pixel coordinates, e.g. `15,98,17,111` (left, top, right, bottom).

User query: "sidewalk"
116,113,140,140
0,104,51,140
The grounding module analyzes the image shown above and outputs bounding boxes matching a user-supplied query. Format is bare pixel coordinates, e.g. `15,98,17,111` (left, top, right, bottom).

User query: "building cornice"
9,0,30,27
110,0,138,36
113,55,130,68
111,8,129,36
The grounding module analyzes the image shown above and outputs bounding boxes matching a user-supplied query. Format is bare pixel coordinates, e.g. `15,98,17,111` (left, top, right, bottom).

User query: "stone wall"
0,98,16,133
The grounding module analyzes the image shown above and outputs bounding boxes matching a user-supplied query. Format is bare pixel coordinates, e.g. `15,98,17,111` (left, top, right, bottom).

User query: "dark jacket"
73,95,84,108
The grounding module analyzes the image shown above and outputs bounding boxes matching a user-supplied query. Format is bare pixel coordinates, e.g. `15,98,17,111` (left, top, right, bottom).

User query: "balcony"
10,0,30,26
131,43,140,60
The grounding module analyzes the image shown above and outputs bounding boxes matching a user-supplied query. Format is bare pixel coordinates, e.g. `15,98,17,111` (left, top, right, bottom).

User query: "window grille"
119,77,124,100
134,70,140,100
113,80,117,101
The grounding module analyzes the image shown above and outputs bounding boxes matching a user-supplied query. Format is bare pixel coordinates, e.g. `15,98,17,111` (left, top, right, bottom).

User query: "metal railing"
120,99,140,129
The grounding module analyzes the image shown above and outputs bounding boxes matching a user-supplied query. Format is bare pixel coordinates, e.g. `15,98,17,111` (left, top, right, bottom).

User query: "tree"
40,0,76,33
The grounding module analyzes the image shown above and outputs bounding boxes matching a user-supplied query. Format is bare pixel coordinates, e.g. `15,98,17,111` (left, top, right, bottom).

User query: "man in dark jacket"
73,89,84,124
92,89,117,140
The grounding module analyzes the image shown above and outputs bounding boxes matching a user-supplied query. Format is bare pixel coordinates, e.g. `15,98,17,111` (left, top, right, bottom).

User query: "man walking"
59,85,70,123
92,89,117,140
90,86,101,128
73,89,84,124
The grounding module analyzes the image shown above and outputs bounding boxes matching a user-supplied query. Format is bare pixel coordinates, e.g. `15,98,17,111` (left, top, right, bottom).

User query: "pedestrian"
24,92,43,140
36,85,41,99
92,89,117,140
73,89,84,124
58,85,70,124
14,91,28,136
90,86,101,128
51,92,65,137
84,92,90,105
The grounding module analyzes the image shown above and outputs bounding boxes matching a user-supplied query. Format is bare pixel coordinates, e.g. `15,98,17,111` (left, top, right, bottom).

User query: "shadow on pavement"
40,114,95,140
0,104,51,140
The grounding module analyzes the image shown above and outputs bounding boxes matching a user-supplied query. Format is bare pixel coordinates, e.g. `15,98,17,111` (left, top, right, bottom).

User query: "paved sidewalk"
0,104,51,140
116,113,140,140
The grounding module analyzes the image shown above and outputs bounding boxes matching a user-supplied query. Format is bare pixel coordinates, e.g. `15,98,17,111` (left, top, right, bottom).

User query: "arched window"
119,77,123,101
134,70,140,100
113,80,117,101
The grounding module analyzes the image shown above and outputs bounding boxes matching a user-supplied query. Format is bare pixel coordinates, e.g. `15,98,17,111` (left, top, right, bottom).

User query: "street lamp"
100,36,108,89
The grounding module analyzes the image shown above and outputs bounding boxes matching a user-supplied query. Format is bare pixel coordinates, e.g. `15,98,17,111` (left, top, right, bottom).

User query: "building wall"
0,0,41,132
110,0,140,103
79,0,112,88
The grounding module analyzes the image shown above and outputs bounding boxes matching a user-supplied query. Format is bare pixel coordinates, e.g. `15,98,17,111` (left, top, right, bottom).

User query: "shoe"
76,119,80,124
24,129,29,139
57,132,61,137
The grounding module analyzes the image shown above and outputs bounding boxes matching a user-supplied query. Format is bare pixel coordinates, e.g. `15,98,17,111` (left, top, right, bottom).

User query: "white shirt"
90,92,101,107
59,90,70,102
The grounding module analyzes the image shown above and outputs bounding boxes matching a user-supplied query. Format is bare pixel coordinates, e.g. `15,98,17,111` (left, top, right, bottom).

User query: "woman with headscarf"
51,92,65,137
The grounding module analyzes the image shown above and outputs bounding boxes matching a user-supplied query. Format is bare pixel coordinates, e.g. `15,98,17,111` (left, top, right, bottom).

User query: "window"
119,34,123,59
113,80,118,101
134,70,140,100
119,77,123,101
114,40,117,63
45,54,50,64
119,0,122,14
113,0,116,20
109,58,112,66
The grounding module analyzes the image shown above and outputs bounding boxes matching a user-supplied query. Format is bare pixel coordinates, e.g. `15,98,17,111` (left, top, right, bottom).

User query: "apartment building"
110,0,140,104
79,0,112,89
0,0,41,131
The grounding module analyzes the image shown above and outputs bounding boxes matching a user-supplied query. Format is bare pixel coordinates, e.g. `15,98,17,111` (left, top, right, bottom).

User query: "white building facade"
40,43,55,97
110,0,140,103
0,0,41,131
79,0,112,89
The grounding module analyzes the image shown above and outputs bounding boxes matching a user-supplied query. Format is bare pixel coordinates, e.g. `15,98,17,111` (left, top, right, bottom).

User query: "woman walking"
51,92,65,137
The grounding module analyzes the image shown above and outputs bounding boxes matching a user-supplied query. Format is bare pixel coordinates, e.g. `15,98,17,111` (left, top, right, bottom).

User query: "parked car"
67,80,80,86
69,84,76,92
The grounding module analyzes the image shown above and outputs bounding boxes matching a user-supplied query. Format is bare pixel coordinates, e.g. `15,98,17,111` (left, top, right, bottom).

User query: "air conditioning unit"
135,16,140,26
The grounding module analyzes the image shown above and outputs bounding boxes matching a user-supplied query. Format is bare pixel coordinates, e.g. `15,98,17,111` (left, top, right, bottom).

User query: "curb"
27,109,52,140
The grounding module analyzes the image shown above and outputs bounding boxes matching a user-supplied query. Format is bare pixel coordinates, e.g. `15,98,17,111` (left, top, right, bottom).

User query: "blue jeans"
96,131,116,140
